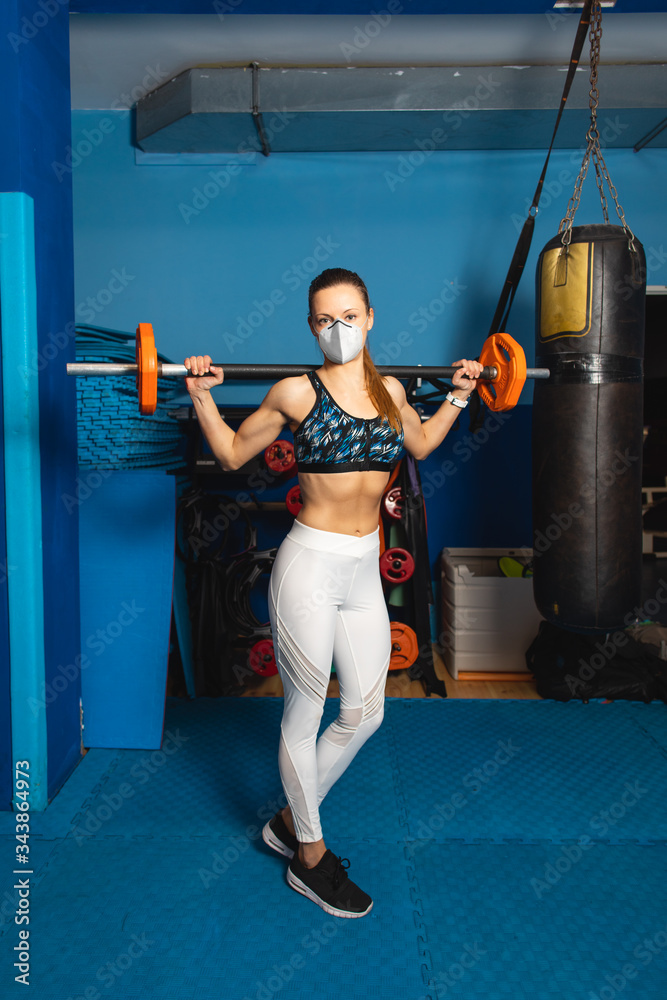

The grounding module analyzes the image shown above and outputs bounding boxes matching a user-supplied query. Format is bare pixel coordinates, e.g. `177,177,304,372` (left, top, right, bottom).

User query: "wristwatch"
445,391,469,409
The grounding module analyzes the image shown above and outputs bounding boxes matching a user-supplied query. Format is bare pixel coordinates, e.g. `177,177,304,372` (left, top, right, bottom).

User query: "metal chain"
587,10,610,222
558,1,637,252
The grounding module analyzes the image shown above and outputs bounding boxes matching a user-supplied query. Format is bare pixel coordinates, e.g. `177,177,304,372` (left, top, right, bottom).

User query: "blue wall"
71,109,667,623
0,2,81,806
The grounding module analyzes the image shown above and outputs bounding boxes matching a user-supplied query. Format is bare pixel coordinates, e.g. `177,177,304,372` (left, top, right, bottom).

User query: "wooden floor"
241,645,541,700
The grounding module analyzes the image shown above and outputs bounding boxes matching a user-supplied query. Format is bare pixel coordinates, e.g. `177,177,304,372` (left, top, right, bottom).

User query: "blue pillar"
0,195,48,809
0,2,81,810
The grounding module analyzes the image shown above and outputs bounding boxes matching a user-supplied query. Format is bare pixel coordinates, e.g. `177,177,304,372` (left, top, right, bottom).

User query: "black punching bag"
532,223,646,633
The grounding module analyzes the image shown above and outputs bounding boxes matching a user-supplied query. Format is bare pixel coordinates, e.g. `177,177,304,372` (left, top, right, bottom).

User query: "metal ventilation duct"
135,64,667,153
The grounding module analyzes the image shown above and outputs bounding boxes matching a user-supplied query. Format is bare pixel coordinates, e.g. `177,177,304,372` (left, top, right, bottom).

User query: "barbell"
66,322,550,415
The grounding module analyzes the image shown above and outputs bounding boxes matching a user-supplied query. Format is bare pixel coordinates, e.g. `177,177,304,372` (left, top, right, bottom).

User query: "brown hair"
308,267,403,434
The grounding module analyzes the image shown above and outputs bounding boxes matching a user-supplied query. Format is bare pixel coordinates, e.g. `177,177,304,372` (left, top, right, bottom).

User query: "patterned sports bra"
293,370,404,474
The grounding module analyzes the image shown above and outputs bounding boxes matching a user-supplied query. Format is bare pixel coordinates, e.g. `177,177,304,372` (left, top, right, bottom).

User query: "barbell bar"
66,323,550,415
70,361,545,379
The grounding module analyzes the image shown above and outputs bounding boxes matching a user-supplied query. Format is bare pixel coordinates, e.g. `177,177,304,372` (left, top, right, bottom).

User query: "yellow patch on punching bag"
539,242,594,341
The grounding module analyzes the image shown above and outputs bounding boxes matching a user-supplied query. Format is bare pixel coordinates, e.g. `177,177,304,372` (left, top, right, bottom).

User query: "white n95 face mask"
316,316,368,365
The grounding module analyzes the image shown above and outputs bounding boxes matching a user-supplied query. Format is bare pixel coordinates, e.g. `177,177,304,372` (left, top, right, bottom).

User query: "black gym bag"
525,620,667,703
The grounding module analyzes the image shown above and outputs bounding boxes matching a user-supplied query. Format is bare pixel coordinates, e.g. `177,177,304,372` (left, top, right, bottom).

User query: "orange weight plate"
476,332,527,412
389,622,419,672
136,323,158,415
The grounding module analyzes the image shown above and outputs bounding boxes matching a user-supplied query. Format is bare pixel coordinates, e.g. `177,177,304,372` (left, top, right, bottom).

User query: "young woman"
184,267,483,919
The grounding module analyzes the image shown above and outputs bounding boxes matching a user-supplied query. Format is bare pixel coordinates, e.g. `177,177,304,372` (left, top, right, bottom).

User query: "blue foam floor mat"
392,699,667,845
1,696,667,999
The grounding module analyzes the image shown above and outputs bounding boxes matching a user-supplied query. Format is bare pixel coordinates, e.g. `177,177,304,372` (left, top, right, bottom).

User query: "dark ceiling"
68,1,667,14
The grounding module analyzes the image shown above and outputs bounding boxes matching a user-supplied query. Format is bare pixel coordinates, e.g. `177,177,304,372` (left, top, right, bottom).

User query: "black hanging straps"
487,0,594,338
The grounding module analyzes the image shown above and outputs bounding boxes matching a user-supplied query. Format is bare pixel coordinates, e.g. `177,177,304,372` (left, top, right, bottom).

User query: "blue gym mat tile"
411,842,667,999
0,749,122,840
0,838,63,943
390,699,667,845
3,696,667,999
74,696,284,840
65,697,406,845
3,837,430,1000
626,701,667,755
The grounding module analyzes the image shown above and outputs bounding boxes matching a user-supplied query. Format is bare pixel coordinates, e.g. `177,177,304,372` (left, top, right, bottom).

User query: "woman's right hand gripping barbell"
184,355,225,398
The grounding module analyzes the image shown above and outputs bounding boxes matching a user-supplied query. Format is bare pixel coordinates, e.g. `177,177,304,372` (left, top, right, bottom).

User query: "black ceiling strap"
488,0,594,337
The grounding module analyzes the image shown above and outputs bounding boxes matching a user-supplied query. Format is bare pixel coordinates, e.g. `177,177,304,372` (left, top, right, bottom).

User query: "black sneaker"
287,849,373,918
262,811,298,859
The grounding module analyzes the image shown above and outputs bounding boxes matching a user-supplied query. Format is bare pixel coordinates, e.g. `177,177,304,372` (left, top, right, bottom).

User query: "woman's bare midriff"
295,469,391,536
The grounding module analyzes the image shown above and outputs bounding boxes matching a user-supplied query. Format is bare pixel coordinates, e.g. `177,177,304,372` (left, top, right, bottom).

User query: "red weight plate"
378,459,403,554
286,484,303,516
379,547,415,583
264,439,296,475
249,638,277,677
383,486,404,521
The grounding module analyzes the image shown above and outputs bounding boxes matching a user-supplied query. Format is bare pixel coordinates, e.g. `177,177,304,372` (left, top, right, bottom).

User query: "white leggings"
268,518,391,844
